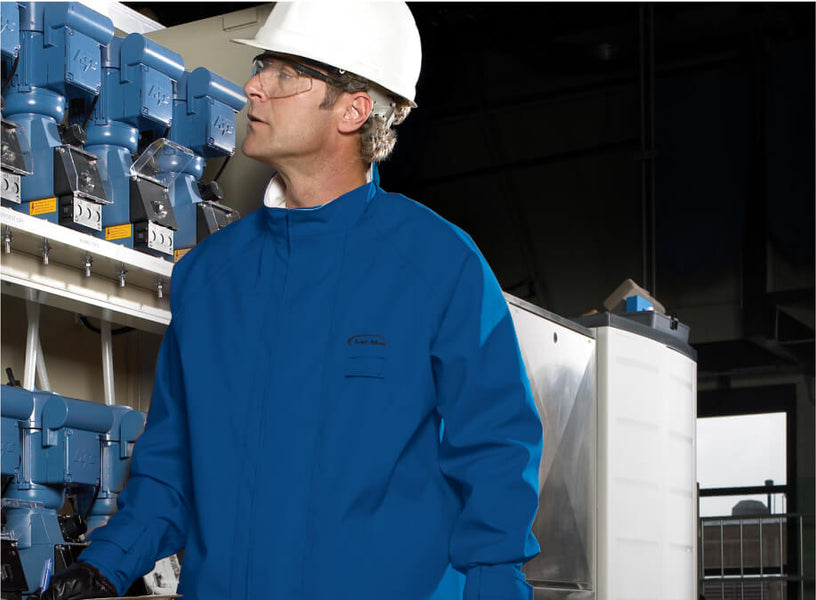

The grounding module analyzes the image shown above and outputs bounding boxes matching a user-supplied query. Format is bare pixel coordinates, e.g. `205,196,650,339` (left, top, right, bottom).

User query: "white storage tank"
578,312,697,600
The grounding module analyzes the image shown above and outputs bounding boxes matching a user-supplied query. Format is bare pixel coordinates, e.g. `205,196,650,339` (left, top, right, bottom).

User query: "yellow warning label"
105,223,132,241
174,247,191,263
29,197,57,216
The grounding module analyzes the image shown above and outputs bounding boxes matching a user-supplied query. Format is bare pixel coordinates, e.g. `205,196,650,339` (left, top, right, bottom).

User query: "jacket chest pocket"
344,355,386,379
343,334,390,379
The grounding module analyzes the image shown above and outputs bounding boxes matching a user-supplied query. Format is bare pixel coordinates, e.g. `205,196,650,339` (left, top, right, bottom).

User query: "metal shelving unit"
0,207,172,335
0,3,168,334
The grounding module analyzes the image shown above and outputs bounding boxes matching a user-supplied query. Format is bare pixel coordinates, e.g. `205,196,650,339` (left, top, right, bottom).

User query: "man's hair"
319,71,412,164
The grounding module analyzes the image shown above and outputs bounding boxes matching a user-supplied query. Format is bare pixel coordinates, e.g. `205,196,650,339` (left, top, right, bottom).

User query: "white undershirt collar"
263,165,374,209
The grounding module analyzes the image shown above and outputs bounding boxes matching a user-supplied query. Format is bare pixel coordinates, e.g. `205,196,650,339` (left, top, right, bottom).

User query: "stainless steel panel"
534,588,596,600
506,295,596,594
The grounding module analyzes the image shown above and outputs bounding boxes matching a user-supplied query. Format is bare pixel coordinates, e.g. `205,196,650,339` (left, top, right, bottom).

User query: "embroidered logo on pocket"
347,334,388,348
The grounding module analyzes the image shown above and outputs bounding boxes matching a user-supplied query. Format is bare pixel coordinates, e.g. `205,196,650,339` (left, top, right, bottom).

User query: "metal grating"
700,514,805,600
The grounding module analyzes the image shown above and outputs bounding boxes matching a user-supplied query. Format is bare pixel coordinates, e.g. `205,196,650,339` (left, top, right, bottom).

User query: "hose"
213,154,232,182
78,315,133,336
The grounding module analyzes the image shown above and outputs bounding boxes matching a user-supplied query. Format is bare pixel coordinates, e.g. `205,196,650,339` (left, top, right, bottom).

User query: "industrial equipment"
84,33,185,258
2,2,113,232
127,138,186,258
507,296,698,599
0,386,146,596
0,2,31,209
0,0,21,66
76,405,146,535
1,118,32,207
508,297,597,598
2,3,242,257
578,311,697,600
162,67,245,261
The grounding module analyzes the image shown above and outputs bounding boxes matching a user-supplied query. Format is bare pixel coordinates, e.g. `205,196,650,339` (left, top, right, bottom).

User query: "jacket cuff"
79,540,131,596
463,564,533,600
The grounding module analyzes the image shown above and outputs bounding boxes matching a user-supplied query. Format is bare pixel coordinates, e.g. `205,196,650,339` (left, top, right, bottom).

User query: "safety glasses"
251,54,344,98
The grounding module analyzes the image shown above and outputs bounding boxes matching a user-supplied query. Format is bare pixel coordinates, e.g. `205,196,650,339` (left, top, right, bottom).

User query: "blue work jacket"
80,177,543,599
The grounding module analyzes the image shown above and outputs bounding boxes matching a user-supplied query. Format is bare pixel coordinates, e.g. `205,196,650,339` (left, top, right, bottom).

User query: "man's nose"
244,73,265,99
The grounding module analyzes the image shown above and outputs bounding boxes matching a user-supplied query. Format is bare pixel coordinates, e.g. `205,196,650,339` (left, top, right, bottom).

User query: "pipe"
23,301,41,390
759,516,764,584
639,3,657,296
36,337,51,391
739,519,744,594
101,320,115,406
799,516,804,598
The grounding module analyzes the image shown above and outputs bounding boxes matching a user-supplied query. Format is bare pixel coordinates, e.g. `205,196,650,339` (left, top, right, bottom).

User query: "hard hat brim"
230,37,417,108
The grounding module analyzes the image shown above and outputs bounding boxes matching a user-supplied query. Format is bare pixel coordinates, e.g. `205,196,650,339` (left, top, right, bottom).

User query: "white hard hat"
232,2,422,106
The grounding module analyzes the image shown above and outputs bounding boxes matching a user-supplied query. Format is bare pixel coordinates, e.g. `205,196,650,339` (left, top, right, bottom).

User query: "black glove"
41,562,117,600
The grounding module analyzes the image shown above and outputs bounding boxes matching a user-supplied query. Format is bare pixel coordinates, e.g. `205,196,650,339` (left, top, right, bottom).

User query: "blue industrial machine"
1,3,243,255
0,385,34,490
0,386,146,596
0,384,34,598
76,404,146,535
161,67,245,261
2,2,113,232
84,33,185,259
0,1,21,65
1,1,22,96
1,3,33,208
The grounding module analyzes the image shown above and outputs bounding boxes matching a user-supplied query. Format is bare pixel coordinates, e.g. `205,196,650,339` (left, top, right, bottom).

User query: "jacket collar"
263,176,378,236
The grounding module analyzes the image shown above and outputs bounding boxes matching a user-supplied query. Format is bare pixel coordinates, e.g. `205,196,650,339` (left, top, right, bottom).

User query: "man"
43,3,542,599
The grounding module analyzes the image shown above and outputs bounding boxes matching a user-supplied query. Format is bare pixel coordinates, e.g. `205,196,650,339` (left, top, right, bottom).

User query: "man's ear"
338,92,373,133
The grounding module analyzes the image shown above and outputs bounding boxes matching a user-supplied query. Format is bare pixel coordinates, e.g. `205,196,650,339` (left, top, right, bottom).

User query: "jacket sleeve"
432,250,543,600
79,322,192,595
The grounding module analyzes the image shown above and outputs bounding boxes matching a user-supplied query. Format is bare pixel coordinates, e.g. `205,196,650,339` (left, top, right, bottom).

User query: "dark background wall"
378,3,814,379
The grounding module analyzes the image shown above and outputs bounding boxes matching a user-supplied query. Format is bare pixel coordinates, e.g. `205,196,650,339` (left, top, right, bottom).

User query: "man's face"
241,55,337,167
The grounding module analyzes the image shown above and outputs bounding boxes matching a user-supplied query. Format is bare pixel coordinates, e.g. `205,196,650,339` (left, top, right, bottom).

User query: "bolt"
118,264,127,288
3,227,12,254
42,239,51,265
84,252,93,277
79,171,94,190
156,278,164,299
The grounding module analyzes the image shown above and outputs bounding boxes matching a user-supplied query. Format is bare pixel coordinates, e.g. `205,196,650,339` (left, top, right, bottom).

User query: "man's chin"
241,142,282,168
240,140,261,160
